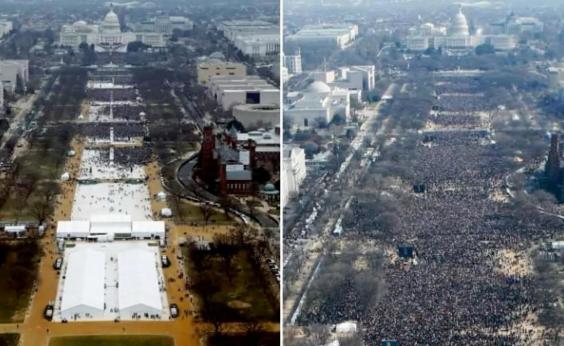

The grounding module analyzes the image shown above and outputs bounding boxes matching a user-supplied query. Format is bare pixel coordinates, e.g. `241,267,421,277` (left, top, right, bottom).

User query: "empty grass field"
208,332,279,346
0,334,19,346
183,244,278,322
0,241,41,322
48,335,174,346
171,199,231,224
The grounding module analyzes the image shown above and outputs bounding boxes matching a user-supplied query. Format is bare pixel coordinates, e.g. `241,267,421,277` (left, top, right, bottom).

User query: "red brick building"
196,125,280,195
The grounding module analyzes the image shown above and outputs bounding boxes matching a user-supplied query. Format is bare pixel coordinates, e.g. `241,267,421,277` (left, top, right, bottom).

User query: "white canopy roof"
57,221,90,236
90,214,132,224
61,248,105,313
335,321,357,334
57,215,164,238
132,221,165,236
4,225,26,233
118,249,162,312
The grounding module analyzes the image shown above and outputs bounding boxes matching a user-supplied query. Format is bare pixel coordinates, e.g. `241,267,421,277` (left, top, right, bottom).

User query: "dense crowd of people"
434,81,481,95
87,88,138,102
412,141,513,189
436,94,493,112
111,147,152,165
431,113,483,128
100,104,145,121
362,187,560,345
293,75,562,345
90,74,133,85
78,123,145,140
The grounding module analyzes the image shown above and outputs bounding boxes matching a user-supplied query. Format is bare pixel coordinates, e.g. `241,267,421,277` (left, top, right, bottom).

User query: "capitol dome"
104,10,119,25
72,20,89,31
101,9,121,33
421,22,434,30
307,81,332,93
449,6,469,36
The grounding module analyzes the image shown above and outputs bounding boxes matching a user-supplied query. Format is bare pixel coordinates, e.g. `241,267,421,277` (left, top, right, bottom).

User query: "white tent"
56,215,165,241
323,340,340,346
4,225,26,233
156,191,166,201
57,221,90,238
131,221,165,239
160,208,172,217
4,225,26,237
61,172,70,181
90,214,131,236
335,321,357,335
118,249,163,317
61,248,105,320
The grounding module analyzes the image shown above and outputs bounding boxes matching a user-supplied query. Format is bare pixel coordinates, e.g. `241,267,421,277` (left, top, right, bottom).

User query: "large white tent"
57,221,90,238
60,248,105,320
118,249,163,317
55,242,169,322
131,221,166,239
90,214,132,235
56,215,165,244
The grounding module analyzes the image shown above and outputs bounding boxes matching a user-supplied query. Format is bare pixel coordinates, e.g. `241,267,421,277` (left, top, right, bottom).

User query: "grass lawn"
0,124,73,220
0,334,19,346
208,333,279,346
48,335,174,346
42,67,87,122
0,241,41,322
172,200,231,224
183,245,277,322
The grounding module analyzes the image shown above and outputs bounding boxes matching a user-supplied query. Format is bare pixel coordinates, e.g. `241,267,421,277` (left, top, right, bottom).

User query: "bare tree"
200,202,213,227
31,199,50,225
170,194,184,222
218,195,232,219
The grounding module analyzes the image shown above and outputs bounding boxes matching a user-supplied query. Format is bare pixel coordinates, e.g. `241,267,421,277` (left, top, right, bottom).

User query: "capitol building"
407,7,516,52
59,8,173,52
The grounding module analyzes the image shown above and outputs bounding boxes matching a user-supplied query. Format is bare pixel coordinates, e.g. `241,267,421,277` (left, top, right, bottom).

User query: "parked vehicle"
53,257,63,270
170,304,179,318
161,255,170,268
44,304,54,321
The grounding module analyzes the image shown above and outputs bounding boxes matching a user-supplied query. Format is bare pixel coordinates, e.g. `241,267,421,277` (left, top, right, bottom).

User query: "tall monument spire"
545,133,561,185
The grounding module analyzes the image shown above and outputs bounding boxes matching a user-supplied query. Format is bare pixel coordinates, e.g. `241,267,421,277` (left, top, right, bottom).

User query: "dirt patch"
495,249,533,277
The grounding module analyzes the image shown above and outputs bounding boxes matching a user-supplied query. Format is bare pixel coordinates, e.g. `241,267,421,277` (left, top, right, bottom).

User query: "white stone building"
59,8,167,52
232,104,280,129
406,7,517,52
282,145,307,208
285,81,356,128
0,20,12,37
284,50,303,75
0,60,29,93
133,16,193,34
218,20,279,58
207,75,280,111
492,13,544,34
197,57,247,86
312,66,376,95
286,23,358,49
